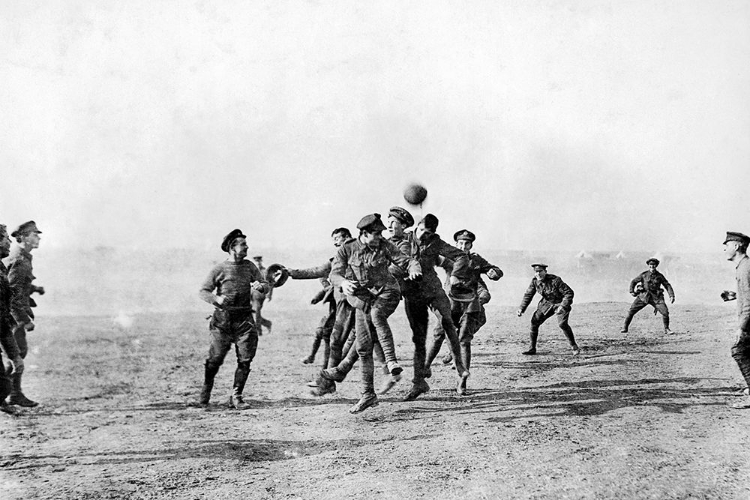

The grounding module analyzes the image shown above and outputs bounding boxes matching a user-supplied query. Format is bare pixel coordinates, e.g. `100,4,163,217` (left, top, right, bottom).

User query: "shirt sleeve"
330,246,349,288
519,279,537,312
437,239,469,279
199,266,221,306
557,278,574,308
8,260,31,324
289,261,332,280
385,240,421,277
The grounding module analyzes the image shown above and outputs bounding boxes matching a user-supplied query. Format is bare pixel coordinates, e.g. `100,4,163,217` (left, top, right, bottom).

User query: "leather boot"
457,343,471,396
199,361,221,405
9,372,37,407
301,336,322,364
424,337,444,374
229,363,251,410
522,330,538,355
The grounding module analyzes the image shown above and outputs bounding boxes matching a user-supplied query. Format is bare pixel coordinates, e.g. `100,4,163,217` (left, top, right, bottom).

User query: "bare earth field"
1,301,749,499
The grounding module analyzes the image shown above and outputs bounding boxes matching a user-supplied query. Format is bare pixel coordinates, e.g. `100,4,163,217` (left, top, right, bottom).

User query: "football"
403,183,428,205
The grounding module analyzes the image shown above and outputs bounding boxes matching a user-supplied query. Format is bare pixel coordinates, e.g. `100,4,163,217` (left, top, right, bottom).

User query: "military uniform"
400,215,471,400
198,230,270,408
622,259,675,334
0,259,21,411
518,265,578,354
329,214,420,412
724,232,750,407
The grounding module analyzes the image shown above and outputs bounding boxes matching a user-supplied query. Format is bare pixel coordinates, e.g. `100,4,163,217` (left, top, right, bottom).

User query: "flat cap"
724,231,750,245
357,213,387,232
448,283,476,303
453,229,476,242
11,221,42,238
252,255,263,260
266,263,289,288
388,206,414,228
221,229,246,252
420,214,439,232
646,258,660,266
531,263,548,270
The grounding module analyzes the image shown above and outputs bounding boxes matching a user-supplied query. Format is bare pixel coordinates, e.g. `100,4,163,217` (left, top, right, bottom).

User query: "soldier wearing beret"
621,258,675,335
721,231,750,409
425,230,502,395
400,214,472,400
197,229,270,409
251,255,273,335
517,264,579,355
6,221,45,407
0,225,24,413
330,213,421,413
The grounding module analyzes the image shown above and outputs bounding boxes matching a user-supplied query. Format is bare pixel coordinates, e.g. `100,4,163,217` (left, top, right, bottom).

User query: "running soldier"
0,224,23,414
6,221,45,407
197,229,270,409
517,264,579,355
621,258,675,334
330,213,421,413
427,230,502,395
721,232,750,409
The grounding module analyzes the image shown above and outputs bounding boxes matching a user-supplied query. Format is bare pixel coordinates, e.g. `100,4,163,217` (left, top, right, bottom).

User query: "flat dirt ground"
1,301,749,499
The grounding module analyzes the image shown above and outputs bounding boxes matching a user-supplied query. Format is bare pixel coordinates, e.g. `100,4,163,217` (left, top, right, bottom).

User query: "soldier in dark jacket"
6,221,45,407
198,229,270,410
721,232,750,409
517,264,579,355
621,258,675,334
0,224,24,414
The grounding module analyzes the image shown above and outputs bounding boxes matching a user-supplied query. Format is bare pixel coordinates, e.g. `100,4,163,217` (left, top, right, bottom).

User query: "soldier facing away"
621,258,675,335
197,229,270,410
0,224,24,414
517,263,579,356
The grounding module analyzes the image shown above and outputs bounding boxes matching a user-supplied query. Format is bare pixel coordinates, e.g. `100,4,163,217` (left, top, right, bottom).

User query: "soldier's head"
252,255,263,263
0,225,10,259
331,227,352,248
415,214,439,242
646,258,659,271
531,263,548,280
357,214,386,249
11,221,42,250
221,229,248,260
387,207,414,239
454,229,475,254
724,232,750,261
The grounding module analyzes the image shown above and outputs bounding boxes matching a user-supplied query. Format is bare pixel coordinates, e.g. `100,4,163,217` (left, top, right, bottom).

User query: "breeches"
207,311,258,366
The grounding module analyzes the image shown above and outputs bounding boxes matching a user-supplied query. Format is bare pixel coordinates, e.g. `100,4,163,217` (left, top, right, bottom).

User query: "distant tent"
576,250,593,259
615,251,627,260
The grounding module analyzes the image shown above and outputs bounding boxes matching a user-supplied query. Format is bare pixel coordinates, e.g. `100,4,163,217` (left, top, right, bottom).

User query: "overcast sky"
2,1,749,253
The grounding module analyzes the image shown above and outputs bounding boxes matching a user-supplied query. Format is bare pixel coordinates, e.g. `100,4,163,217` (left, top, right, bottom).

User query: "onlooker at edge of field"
517,263,580,356
329,213,421,413
0,224,24,414
251,255,273,335
721,231,750,409
425,229,502,396
6,220,45,408
621,258,676,335
197,229,270,410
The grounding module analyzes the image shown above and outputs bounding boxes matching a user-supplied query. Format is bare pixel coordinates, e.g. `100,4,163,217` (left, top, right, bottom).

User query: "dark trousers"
732,330,750,389
624,296,669,330
327,300,356,369
206,310,259,396
530,306,577,347
0,352,11,402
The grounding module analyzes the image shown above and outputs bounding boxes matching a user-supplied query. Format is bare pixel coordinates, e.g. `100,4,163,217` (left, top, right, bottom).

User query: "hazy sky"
2,1,749,253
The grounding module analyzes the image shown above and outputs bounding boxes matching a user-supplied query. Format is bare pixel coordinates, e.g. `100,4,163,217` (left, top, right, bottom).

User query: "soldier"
400,214,471,401
621,258,675,335
426,230,502,395
6,221,45,407
330,213,421,413
517,264,579,355
197,229,270,409
0,225,23,414
721,231,750,409
251,255,273,335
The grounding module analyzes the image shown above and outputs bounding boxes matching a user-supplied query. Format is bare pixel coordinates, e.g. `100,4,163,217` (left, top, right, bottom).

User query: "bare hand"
722,290,737,302
214,295,226,306
487,269,502,280
449,275,460,286
251,281,265,292
25,321,35,332
516,309,523,317
36,286,45,295
408,269,422,281
341,280,357,296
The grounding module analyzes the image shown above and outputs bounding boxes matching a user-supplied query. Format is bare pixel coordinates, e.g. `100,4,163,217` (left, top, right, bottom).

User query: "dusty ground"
1,301,749,499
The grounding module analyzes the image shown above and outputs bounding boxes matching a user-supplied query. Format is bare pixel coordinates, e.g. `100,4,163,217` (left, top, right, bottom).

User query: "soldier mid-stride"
721,231,750,410
6,221,45,407
330,213,421,413
197,229,270,410
621,258,675,335
0,225,24,414
517,264,579,356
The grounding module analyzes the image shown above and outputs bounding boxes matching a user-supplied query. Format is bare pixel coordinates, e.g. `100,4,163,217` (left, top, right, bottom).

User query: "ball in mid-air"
403,183,428,205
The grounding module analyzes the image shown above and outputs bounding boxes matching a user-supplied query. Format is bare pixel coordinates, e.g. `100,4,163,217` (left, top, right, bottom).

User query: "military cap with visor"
221,229,246,252
453,229,476,243
724,231,750,245
388,206,414,228
357,213,387,232
531,263,548,270
646,258,660,266
11,220,42,238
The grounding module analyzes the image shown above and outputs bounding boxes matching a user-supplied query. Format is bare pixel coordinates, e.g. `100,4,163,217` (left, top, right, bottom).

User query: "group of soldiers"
0,221,44,414
195,204,697,415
